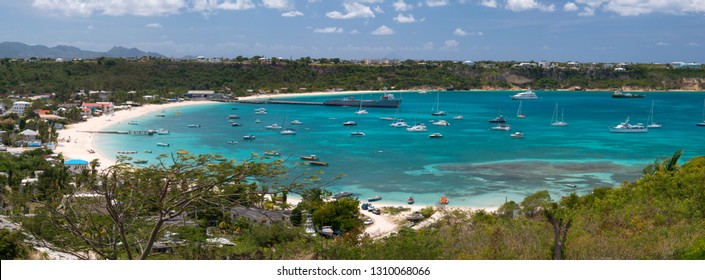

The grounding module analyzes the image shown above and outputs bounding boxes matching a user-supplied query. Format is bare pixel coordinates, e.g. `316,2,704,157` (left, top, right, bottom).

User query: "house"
19,129,38,141
64,159,89,174
184,90,216,99
81,102,115,115
11,101,31,115
229,206,291,226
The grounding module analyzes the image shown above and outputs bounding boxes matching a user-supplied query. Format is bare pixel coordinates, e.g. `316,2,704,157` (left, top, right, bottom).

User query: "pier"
78,130,158,136
235,99,324,106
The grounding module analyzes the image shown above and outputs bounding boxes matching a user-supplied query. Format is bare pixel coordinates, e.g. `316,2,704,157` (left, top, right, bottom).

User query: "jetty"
78,130,161,136
234,99,324,106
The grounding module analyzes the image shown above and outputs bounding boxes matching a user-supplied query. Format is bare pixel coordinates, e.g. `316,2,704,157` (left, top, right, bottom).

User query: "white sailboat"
551,103,568,126
646,100,662,128
431,92,446,116
516,101,526,118
355,94,368,115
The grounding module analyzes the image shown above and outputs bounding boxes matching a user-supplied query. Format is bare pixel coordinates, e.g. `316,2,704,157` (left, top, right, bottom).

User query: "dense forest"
1,58,704,103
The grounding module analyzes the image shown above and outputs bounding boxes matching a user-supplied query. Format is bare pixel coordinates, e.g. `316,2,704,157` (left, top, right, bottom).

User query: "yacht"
609,117,648,133
290,120,303,125
429,133,443,138
355,109,369,115
342,121,358,126
551,103,568,126
489,115,507,123
512,89,538,100
390,120,409,128
350,131,366,136
646,100,661,128
187,124,201,128
491,124,511,131
510,131,525,139
406,124,428,132
432,120,451,126
156,129,170,135
265,123,282,130
453,115,464,120
242,134,256,140
280,128,296,135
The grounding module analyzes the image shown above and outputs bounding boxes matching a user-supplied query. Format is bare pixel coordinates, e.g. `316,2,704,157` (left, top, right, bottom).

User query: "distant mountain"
0,42,165,59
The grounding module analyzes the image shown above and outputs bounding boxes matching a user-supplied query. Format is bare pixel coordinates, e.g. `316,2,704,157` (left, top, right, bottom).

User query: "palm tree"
643,150,683,176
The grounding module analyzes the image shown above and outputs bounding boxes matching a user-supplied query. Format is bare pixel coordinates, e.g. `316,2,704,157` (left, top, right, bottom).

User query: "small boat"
431,92,446,116
265,123,282,130
128,121,139,125
379,116,396,121
264,150,281,156
332,192,354,199
280,128,296,135
439,195,449,205
350,131,366,136
419,90,428,94
300,155,319,161
309,161,329,167
242,134,256,140
133,160,148,164
489,115,507,123
156,129,170,135
368,195,382,202
156,143,170,147
342,121,357,126
187,124,201,128
609,117,648,133
429,133,443,138
290,120,303,125
491,124,511,131
646,100,661,128
228,115,240,119
510,131,524,138
432,120,450,126
407,196,415,204
551,103,568,126
227,140,238,144
516,101,526,118
117,151,137,154
144,150,152,153
255,110,268,115
87,149,95,153
512,89,538,100
453,115,464,120
355,109,369,115
255,119,262,123
612,90,645,98
231,122,241,127
155,113,166,117
390,120,409,128
406,124,428,132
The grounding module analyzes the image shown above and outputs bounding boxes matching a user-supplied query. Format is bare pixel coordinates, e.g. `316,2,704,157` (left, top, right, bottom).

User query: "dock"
235,99,324,106
78,130,159,136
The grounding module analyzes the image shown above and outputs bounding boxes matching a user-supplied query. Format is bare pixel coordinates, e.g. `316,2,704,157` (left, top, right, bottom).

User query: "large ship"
323,92,401,108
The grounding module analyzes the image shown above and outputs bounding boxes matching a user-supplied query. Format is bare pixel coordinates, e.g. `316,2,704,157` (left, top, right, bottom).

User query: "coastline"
54,100,218,169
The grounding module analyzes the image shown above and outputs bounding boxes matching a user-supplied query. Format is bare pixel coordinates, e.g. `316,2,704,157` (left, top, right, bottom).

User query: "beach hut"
64,159,89,174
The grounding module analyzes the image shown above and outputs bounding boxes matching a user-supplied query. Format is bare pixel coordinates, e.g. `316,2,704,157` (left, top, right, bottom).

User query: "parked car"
364,218,374,225
371,208,381,215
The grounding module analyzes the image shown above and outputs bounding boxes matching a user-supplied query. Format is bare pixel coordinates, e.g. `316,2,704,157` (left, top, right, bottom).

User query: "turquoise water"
95,91,705,208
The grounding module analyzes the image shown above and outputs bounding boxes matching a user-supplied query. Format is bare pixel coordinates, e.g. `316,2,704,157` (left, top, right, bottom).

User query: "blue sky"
1,0,704,62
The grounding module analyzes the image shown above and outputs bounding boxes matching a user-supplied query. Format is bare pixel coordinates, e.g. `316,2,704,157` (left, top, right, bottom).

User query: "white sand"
54,100,217,169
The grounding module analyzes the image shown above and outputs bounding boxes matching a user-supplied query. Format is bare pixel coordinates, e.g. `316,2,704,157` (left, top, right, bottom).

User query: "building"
19,129,38,141
11,101,31,115
82,102,115,115
230,206,291,226
64,159,89,174
184,90,216,99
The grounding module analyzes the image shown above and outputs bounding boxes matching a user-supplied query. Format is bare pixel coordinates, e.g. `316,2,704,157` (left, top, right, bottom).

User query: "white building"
11,101,31,115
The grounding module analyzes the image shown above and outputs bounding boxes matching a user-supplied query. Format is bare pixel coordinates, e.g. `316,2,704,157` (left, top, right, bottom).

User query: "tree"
643,149,683,176
543,193,578,260
0,229,29,260
520,190,552,217
43,152,296,259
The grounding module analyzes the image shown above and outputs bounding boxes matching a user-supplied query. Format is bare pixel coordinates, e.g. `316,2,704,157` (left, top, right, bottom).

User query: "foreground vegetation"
1,148,703,260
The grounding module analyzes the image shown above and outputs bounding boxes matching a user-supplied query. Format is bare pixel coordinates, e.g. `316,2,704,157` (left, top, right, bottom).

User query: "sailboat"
646,100,662,128
551,103,568,126
697,99,705,127
355,94,368,115
431,92,446,116
516,101,526,118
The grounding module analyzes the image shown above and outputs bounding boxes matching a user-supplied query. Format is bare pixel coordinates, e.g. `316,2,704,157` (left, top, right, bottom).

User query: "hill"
0,42,164,59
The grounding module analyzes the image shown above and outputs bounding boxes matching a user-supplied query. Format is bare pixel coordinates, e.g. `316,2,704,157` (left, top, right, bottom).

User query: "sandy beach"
54,100,218,169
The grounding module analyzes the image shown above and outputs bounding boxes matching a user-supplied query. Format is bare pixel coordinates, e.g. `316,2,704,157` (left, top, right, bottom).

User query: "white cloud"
216,0,256,11
578,6,595,16
563,2,579,11
571,0,705,16
314,27,344,33
145,23,162,28
262,0,292,10
444,39,459,47
350,29,360,34
506,0,555,12
371,25,394,35
656,42,669,46
685,42,702,47
453,28,468,36
32,0,187,16
393,13,416,23
374,6,384,13
480,0,497,8
326,2,375,19
425,0,449,7
393,0,414,11
282,10,303,17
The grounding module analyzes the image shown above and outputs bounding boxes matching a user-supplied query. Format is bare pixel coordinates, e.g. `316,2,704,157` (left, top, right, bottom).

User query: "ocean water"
95,91,705,208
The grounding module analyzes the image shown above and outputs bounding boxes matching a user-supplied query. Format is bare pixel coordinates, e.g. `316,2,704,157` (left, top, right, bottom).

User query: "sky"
1,0,704,63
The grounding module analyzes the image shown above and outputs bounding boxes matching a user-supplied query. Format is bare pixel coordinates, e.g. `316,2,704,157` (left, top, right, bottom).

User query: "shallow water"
96,90,705,207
